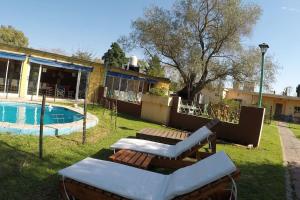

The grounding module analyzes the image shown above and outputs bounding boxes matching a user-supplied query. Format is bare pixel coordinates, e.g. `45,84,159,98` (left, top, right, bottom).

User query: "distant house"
225,89,300,122
194,88,227,104
104,66,170,103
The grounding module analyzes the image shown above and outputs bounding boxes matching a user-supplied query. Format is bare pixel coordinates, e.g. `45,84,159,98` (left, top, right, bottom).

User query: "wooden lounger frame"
153,133,216,169
110,119,219,169
110,133,216,169
136,118,220,145
59,170,240,200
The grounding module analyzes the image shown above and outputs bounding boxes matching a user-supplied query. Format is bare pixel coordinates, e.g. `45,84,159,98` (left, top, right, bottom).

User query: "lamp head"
259,43,269,54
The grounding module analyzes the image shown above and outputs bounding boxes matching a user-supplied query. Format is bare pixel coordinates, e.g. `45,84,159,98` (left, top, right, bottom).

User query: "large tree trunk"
177,86,190,100
177,83,205,101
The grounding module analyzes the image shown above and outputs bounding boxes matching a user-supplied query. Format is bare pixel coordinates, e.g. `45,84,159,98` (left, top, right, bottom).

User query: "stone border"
0,99,98,136
278,125,294,200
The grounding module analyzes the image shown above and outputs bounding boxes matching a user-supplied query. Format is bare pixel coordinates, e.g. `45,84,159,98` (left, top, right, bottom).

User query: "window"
0,58,22,94
28,63,40,95
0,58,8,92
79,71,88,99
294,107,300,113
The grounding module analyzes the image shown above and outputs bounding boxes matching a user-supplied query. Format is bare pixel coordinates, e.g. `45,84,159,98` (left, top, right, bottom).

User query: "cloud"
281,6,300,13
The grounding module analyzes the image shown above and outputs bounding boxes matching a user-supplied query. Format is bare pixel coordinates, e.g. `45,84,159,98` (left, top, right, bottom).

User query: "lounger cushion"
59,151,236,200
173,126,212,157
163,151,237,199
110,126,211,158
59,157,168,200
110,138,176,158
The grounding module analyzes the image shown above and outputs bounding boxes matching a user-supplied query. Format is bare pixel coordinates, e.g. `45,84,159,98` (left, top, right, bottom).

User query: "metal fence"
178,100,241,124
264,105,273,124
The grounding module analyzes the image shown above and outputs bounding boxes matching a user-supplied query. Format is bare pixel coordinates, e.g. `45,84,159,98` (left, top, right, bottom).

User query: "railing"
106,90,142,104
178,100,241,124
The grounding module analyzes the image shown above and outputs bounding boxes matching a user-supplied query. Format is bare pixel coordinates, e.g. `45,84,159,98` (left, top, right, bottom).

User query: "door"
275,103,283,116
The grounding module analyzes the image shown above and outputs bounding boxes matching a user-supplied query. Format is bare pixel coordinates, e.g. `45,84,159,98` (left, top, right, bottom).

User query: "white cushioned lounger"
59,151,236,200
110,126,212,158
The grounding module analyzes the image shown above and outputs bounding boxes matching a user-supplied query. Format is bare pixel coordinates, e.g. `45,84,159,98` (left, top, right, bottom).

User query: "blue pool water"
0,102,83,125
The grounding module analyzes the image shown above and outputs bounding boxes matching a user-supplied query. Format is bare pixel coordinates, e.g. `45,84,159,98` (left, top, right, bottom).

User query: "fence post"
93,92,96,108
39,92,46,159
270,106,273,124
54,84,57,103
83,97,87,144
82,72,90,145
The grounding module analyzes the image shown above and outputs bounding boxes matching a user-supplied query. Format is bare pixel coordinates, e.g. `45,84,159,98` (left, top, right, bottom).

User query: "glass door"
27,63,40,95
0,58,7,92
6,60,22,94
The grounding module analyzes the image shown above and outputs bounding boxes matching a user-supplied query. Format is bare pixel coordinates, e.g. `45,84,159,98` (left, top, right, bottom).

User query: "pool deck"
0,99,98,136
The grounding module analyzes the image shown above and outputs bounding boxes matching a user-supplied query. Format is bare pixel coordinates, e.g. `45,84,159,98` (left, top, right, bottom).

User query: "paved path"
278,122,300,200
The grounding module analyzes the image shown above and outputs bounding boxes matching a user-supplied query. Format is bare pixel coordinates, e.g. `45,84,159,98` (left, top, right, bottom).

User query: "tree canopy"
145,55,165,77
232,47,279,92
123,0,266,100
296,85,300,97
72,50,95,61
0,25,29,47
102,42,128,67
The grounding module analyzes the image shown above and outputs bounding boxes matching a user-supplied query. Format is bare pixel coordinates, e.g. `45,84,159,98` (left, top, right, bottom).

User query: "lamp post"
258,43,269,108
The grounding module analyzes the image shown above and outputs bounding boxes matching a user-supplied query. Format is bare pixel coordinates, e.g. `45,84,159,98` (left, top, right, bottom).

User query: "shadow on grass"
236,162,287,200
118,126,136,131
55,135,81,145
91,148,114,160
0,140,76,200
0,137,290,200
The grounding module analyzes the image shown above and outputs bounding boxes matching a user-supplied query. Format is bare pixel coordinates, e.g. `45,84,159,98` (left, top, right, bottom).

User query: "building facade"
225,89,300,121
0,43,170,103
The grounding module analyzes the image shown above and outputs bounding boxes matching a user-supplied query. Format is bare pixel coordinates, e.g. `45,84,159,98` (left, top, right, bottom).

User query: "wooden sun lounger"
136,118,220,145
109,119,219,169
110,133,217,170
59,170,240,200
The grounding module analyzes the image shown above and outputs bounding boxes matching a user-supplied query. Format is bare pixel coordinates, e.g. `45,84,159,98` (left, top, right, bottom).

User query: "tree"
0,25,29,47
102,42,128,67
72,49,94,61
39,48,68,56
232,47,279,92
137,60,149,73
297,85,300,97
283,86,292,96
145,55,165,77
124,0,262,100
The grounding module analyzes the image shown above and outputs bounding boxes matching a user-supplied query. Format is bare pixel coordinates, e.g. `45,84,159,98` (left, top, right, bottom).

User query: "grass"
0,105,285,199
287,122,300,139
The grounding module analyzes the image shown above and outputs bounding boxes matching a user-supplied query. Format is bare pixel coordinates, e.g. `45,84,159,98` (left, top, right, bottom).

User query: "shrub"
148,87,168,96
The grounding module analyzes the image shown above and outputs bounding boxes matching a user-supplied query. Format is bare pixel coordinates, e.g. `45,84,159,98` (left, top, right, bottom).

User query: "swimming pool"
0,102,98,135
0,102,83,125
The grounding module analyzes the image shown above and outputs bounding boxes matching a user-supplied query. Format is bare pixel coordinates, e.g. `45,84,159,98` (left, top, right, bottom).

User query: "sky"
0,0,299,95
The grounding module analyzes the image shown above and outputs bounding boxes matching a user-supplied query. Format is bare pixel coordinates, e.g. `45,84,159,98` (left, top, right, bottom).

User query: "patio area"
0,105,285,200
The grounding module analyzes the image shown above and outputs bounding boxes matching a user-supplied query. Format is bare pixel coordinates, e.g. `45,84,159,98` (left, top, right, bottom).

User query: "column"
36,65,42,98
75,70,81,101
4,59,9,93
19,56,31,97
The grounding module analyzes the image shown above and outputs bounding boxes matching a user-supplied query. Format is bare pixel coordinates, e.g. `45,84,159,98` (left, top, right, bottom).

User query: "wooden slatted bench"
109,149,198,170
109,149,154,169
136,128,190,145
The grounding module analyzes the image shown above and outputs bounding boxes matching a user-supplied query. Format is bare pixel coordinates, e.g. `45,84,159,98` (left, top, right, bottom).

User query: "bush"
148,87,168,96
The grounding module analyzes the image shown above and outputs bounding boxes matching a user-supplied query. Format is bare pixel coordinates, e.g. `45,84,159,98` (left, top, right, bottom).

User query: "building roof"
0,43,103,69
226,88,300,101
109,66,171,83
0,43,171,84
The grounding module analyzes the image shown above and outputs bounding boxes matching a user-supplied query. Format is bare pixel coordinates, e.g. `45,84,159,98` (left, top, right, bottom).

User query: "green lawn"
287,122,300,139
0,105,285,200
